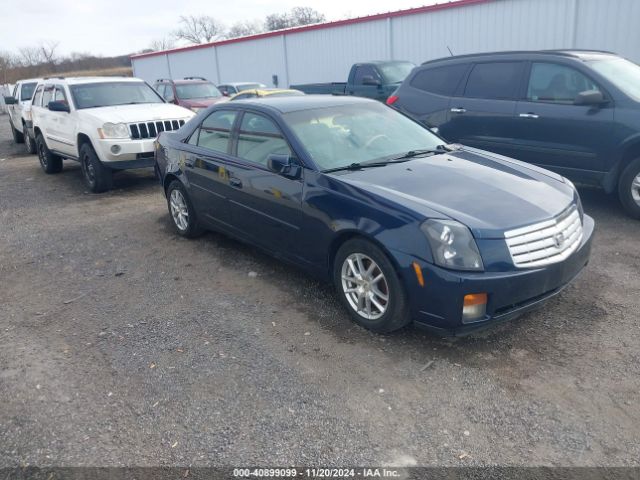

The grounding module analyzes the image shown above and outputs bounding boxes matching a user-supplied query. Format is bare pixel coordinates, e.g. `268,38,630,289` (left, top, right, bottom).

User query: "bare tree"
227,20,263,39
174,15,226,44
265,6,325,31
149,37,176,51
19,46,44,67
0,51,18,84
40,40,59,65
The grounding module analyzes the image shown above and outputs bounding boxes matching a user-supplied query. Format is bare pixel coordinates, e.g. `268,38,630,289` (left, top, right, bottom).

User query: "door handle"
519,113,540,119
229,177,242,188
450,107,466,114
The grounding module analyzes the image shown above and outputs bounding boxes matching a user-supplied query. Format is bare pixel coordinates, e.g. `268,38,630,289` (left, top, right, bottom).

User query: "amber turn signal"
412,261,425,287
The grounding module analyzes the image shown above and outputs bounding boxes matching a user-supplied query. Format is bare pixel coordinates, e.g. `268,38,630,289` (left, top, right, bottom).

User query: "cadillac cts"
154,96,594,335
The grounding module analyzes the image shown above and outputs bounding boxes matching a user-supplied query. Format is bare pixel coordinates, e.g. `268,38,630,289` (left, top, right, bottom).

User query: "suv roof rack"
43,76,65,80
421,49,617,65
156,78,173,83
183,76,207,81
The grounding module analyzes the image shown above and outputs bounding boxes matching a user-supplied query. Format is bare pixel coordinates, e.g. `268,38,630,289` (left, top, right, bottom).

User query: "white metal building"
131,0,640,87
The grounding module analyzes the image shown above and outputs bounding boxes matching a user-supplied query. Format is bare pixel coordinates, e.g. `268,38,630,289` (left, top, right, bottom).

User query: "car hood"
180,98,225,108
332,147,575,239
81,103,194,123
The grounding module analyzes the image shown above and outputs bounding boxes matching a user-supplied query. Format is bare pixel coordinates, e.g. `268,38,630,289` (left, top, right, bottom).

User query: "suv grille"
129,119,186,139
505,205,583,268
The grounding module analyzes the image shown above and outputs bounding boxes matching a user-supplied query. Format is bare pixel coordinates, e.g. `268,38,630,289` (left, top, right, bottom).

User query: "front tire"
333,238,411,333
166,180,203,238
10,120,24,144
80,143,112,193
618,157,640,219
36,134,62,174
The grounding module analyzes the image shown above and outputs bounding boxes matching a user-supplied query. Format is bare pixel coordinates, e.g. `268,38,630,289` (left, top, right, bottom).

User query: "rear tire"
80,143,112,193
10,120,24,144
36,134,62,174
618,157,640,219
24,128,36,154
333,238,411,333
166,180,203,238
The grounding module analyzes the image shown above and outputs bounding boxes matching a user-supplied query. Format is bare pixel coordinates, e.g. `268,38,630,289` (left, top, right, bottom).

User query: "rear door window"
410,64,469,96
527,62,600,103
464,62,523,100
197,110,237,154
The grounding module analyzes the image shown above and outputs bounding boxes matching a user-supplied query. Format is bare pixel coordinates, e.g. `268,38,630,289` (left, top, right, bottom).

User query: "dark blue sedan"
154,96,594,335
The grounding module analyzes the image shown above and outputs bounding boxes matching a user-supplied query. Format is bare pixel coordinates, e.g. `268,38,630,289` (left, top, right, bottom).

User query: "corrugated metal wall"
132,0,638,87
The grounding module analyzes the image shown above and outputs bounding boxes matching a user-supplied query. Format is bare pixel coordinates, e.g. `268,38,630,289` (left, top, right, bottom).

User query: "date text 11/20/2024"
233,467,402,478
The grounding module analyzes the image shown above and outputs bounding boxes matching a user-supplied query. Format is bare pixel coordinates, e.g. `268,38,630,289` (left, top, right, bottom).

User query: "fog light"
110,145,121,154
462,293,487,323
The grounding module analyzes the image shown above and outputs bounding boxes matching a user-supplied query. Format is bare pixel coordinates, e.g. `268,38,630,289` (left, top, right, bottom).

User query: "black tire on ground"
333,238,411,333
166,180,203,238
24,128,36,154
80,143,113,193
36,134,62,174
618,157,640,219
10,120,24,144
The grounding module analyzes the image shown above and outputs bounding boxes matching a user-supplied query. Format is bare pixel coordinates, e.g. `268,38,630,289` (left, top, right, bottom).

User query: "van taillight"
386,95,399,105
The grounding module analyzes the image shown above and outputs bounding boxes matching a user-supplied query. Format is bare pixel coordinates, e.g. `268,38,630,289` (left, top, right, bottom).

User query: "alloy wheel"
341,253,389,320
632,173,640,207
169,189,189,231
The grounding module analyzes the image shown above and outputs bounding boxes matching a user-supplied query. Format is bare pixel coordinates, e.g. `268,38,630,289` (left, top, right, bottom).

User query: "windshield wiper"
322,162,389,173
390,145,451,161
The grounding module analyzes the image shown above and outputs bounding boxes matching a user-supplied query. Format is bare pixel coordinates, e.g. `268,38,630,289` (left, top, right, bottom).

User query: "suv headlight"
421,219,484,271
564,177,584,223
98,122,130,139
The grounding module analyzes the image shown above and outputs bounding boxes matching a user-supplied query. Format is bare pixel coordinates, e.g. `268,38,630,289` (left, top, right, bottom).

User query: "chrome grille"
129,119,185,139
505,205,583,268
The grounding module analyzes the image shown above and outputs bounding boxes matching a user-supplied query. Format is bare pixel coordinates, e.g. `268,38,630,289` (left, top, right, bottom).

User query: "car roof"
16,78,42,84
39,76,145,85
421,49,618,66
222,82,266,87
226,94,376,113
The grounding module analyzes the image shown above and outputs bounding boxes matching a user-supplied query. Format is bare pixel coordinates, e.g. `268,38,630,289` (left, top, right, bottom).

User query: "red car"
153,77,227,112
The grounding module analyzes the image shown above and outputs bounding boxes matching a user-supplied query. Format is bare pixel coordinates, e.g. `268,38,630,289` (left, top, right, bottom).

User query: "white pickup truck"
4,78,41,154
30,76,194,192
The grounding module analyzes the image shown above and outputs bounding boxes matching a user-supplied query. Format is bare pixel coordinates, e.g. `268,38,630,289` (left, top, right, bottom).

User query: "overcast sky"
2,0,446,57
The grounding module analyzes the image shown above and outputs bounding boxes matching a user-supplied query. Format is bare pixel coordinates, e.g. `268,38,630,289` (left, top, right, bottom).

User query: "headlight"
98,122,130,139
190,107,203,113
421,219,484,271
564,177,584,223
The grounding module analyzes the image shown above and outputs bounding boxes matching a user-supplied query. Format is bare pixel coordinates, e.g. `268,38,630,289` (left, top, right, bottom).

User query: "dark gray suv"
388,50,640,218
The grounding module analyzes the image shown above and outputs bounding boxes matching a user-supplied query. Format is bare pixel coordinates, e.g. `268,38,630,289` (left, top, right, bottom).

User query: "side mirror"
4,96,16,105
362,75,381,86
267,154,301,179
574,90,605,106
48,101,70,113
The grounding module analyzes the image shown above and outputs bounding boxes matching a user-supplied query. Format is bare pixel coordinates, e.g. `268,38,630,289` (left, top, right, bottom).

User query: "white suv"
4,78,41,154
30,76,194,192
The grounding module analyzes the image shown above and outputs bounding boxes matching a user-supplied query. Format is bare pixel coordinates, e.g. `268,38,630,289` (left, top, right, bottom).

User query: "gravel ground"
0,116,639,468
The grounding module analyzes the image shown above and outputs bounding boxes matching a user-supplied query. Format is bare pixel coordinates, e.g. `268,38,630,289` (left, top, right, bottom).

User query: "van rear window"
410,64,468,96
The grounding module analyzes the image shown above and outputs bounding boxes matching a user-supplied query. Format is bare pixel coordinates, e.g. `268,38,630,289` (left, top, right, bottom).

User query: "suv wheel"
333,238,411,333
166,180,203,238
24,129,36,154
36,134,62,174
80,143,113,193
10,120,24,144
618,157,640,219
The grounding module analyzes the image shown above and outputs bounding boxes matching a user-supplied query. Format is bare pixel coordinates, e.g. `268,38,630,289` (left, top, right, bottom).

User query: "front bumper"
94,138,157,168
394,214,595,336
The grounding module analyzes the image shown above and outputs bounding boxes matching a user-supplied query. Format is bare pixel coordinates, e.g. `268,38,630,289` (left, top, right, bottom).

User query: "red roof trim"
131,0,492,59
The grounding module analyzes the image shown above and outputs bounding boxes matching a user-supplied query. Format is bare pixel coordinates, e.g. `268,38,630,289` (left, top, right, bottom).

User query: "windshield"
283,102,442,171
20,82,37,101
378,62,415,84
70,82,164,109
588,57,640,101
237,83,265,92
175,83,222,100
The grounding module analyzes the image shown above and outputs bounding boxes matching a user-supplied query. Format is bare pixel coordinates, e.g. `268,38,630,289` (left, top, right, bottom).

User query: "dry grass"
50,66,133,78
